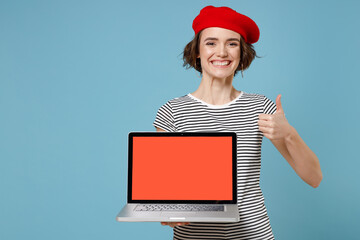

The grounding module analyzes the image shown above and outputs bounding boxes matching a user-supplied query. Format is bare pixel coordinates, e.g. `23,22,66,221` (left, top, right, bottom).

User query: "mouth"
211,60,232,68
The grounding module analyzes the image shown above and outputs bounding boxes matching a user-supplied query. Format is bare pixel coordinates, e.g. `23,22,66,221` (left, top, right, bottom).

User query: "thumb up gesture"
258,94,292,140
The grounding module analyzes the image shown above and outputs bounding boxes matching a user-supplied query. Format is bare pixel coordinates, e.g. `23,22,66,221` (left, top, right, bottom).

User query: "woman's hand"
258,94,323,188
258,94,292,140
161,222,190,228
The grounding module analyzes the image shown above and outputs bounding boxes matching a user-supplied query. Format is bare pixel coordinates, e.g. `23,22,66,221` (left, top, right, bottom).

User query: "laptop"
116,132,239,222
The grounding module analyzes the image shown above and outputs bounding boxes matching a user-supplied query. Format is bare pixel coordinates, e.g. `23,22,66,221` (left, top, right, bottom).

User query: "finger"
259,114,273,121
259,126,272,134
162,222,189,227
174,222,189,227
276,94,284,113
172,222,181,227
258,119,273,128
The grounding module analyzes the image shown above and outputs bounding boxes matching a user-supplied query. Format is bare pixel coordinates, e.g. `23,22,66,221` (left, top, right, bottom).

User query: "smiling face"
198,27,241,79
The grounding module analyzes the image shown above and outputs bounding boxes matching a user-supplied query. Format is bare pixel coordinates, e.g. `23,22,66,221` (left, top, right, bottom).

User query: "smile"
211,60,231,67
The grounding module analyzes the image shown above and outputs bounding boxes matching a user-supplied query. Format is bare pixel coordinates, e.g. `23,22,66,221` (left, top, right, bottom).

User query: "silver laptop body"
116,132,239,222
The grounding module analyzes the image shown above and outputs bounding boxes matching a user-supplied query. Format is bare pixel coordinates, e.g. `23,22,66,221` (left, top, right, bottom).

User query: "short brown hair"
182,30,257,77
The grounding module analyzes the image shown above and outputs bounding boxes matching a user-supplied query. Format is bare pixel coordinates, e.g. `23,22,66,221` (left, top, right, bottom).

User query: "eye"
205,42,215,46
229,42,239,46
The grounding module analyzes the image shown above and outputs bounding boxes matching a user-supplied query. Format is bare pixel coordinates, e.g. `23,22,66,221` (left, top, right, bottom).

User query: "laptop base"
116,204,240,222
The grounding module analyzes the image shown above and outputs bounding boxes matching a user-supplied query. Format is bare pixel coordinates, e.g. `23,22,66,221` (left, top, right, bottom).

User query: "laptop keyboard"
134,204,224,212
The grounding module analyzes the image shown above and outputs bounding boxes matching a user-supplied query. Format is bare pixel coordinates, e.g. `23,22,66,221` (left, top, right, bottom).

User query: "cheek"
232,49,241,61
199,48,213,59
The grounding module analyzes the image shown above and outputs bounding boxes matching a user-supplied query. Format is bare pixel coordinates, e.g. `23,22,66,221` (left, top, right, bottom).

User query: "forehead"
200,27,241,41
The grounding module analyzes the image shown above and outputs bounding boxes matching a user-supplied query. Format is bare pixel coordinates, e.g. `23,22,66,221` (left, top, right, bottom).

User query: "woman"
153,5,322,240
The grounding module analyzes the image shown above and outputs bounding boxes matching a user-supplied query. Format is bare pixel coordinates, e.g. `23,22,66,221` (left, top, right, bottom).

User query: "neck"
191,74,240,105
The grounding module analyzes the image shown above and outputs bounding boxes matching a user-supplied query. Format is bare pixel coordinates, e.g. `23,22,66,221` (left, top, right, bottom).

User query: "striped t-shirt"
153,91,277,240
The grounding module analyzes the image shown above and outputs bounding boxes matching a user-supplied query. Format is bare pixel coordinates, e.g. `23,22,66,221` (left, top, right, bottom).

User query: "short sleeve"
263,96,277,114
153,101,176,132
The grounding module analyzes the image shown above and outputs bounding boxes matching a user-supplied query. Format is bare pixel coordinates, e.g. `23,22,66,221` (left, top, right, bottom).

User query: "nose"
216,44,228,57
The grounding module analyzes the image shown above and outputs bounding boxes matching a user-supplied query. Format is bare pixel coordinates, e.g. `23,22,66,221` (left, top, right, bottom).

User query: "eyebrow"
203,37,240,42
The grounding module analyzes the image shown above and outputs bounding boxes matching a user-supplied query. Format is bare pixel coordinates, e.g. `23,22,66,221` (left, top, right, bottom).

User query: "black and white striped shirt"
153,92,277,240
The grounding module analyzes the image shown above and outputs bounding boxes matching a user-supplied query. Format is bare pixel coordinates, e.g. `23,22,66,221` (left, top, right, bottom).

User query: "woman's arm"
270,128,322,188
258,95,323,188
156,127,166,132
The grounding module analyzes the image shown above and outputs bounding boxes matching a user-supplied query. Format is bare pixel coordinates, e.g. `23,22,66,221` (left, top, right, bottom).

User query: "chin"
203,66,236,79
209,71,235,79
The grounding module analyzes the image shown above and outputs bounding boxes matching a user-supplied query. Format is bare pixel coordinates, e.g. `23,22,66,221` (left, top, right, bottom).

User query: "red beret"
192,6,260,44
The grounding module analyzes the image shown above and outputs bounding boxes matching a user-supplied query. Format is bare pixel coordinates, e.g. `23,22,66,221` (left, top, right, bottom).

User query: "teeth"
212,61,230,66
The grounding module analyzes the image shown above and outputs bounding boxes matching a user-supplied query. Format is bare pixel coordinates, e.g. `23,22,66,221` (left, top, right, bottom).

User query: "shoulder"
157,94,195,109
167,94,192,104
241,91,269,102
244,92,277,114
240,92,276,114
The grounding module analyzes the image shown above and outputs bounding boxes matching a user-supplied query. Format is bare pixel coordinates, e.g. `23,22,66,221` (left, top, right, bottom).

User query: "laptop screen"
128,132,237,204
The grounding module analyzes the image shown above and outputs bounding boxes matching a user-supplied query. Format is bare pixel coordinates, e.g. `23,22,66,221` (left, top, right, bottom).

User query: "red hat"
192,5,260,44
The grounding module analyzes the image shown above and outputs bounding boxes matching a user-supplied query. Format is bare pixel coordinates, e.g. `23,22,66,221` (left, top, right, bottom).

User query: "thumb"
275,94,284,113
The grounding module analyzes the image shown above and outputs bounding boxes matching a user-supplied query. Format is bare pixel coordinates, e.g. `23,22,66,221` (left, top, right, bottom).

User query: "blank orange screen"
132,136,233,200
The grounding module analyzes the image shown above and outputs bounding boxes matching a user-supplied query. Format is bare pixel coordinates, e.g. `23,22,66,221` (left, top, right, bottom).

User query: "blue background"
1,0,359,239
